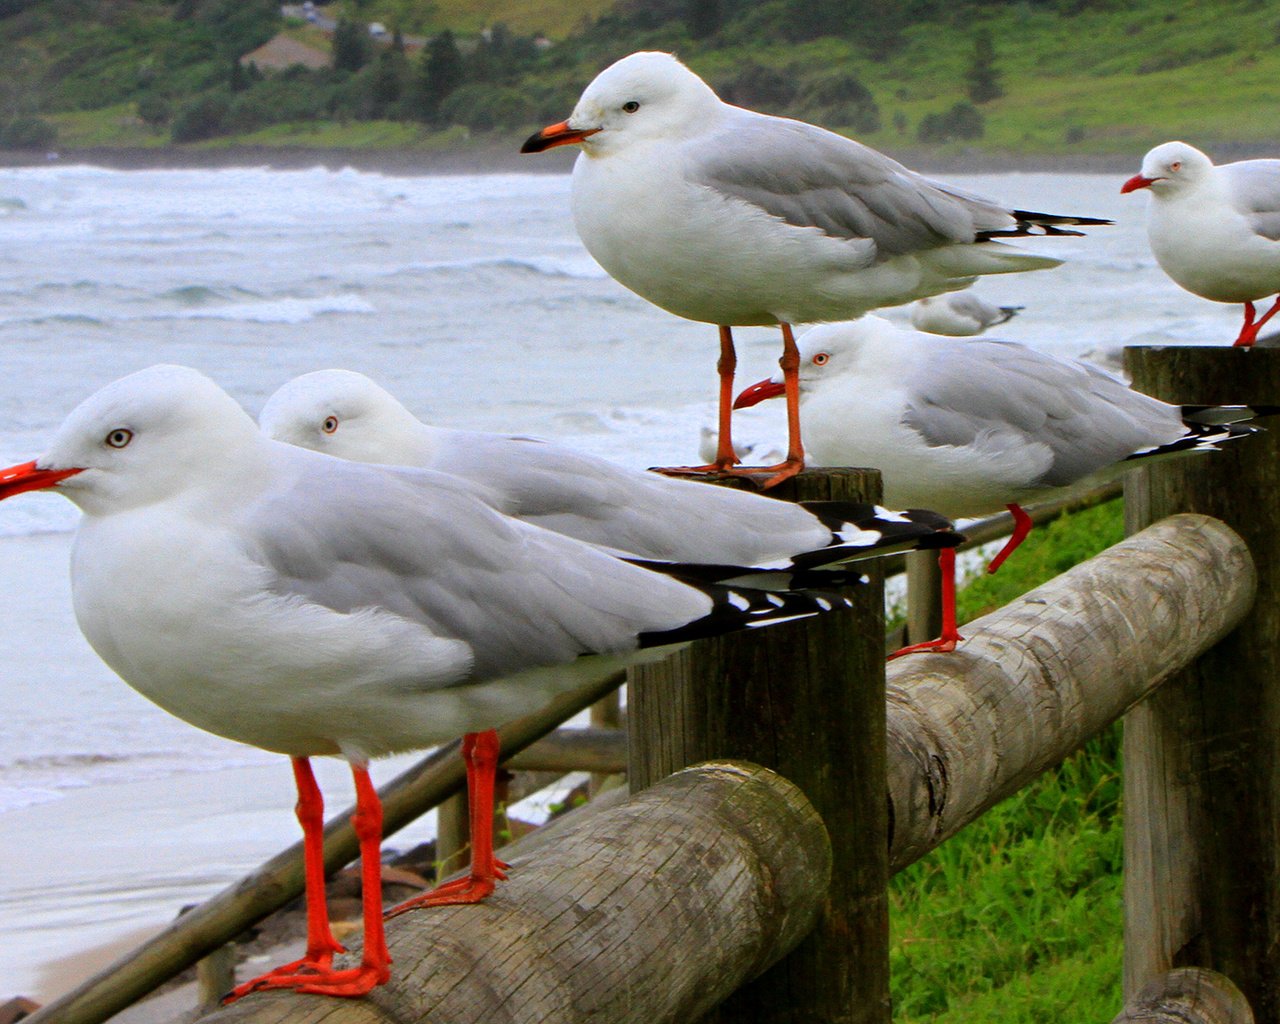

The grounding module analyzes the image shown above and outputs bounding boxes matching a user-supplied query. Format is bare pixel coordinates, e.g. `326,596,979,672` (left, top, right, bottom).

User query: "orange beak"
1120,174,1155,194
521,121,601,154
733,378,786,410
0,460,82,500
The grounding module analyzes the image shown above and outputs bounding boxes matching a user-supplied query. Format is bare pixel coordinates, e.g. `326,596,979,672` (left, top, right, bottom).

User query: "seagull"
259,369,964,582
909,289,1023,336
1122,140,1280,347
521,50,1109,486
734,315,1264,656
0,365,859,1000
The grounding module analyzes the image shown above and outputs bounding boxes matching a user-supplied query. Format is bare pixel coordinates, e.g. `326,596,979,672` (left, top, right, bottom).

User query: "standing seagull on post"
734,315,1265,656
0,365,857,1000
522,50,1109,486
1122,141,1280,347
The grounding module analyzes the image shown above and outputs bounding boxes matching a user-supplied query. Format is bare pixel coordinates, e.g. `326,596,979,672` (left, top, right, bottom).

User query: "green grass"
890,498,1127,1022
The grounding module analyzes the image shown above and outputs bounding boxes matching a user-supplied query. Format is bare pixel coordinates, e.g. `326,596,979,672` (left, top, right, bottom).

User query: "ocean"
0,161,1234,1000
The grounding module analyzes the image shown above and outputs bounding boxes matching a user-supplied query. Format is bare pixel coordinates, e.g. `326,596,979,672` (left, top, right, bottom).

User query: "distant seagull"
734,315,1264,656
260,368,963,582
909,289,1023,336
1123,140,1280,346
0,365,857,1000
522,50,1109,485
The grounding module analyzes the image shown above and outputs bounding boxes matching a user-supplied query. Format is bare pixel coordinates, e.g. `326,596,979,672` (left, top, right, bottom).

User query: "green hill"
1,0,1276,159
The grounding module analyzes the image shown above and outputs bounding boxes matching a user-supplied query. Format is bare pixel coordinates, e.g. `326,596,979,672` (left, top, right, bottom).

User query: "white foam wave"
148,293,376,324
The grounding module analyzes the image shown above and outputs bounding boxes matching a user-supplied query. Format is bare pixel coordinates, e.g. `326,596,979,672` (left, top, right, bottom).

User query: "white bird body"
909,290,1022,336
1125,142,1280,332
736,316,1253,519
563,52,1068,327
14,365,858,766
259,369,961,571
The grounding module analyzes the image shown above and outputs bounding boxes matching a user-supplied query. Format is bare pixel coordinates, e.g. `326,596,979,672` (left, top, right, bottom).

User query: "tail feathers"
636,584,854,648
797,501,965,566
994,305,1024,326
1179,404,1280,425
1124,420,1261,464
977,209,1113,241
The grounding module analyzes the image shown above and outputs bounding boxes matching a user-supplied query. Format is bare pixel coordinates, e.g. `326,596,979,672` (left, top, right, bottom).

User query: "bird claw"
224,963,390,1002
384,874,498,917
887,634,963,660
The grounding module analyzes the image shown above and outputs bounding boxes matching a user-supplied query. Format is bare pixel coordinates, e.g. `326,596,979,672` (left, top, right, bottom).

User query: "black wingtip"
636,584,855,648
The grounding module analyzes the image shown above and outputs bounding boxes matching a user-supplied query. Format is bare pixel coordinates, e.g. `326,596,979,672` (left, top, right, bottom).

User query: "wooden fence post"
627,468,889,1024
1123,347,1280,1018
1112,968,1254,1024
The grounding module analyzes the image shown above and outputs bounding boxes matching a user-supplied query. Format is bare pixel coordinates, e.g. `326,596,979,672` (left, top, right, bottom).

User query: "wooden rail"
195,762,831,1024
1112,968,1254,1024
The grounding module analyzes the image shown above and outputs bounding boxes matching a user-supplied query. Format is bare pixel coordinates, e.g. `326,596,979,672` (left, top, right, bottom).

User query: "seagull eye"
105,428,133,449
321,416,339,434
622,101,640,114
1170,161,1181,172
812,353,830,366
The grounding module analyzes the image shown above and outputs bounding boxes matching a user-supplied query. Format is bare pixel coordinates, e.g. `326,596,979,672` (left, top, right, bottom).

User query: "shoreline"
0,138,1172,178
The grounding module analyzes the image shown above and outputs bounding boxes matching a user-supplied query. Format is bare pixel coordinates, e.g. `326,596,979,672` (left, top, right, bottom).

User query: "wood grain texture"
885,514,1255,873
1122,347,1280,1018
1112,967,1254,1024
628,468,890,1024
194,761,831,1024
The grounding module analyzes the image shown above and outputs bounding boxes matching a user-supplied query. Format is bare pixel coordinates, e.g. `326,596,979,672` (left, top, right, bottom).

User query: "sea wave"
147,293,377,324
391,254,607,282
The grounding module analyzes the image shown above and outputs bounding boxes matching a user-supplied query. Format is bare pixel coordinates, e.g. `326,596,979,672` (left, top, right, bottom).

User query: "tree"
965,29,1004,103
415,29,465,122
687,0,722,39
332,18,371,73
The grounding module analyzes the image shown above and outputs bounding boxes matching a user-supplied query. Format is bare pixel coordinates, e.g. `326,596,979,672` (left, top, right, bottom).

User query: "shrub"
714,59,796,112
917,101,984,143
0,115,57,149
438,82,532,131
171,90,231,142
795,70,881,133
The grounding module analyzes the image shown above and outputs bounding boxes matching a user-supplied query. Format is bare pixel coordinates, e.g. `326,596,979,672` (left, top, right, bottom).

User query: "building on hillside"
239,34,330,73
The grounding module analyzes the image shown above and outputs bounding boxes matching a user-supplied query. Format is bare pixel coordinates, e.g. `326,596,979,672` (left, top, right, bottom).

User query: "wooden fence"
21,346,1280,1024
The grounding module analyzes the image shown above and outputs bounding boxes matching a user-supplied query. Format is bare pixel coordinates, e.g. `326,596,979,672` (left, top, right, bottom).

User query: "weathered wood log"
1112,968,1254,1024
628,468,890,1024
23,671,626,1024
195,761,831,1024
1122,347,1280,1019
504,726,626,774
904,548,944,647
885,513,1254,872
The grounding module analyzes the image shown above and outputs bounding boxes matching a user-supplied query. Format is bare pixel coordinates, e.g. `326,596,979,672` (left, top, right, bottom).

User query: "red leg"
986,503,1032,574
888,547,965,659
757,323,806,488
1234,296,1280,347
224,758,347,1002
225,763,392,1001
386,729,505,917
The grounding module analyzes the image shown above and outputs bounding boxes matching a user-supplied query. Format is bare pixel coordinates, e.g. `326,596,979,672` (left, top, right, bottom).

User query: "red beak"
520,121,600,154
1121,174,1155,194
0,460,82,500
733,378,786,410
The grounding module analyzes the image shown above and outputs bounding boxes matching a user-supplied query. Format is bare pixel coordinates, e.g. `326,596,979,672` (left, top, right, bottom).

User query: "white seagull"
1122,140,1280,347
734,315,1264,655
521,50,1108,485
909,289,1023,336
0,365,858,1000
259,368,964,581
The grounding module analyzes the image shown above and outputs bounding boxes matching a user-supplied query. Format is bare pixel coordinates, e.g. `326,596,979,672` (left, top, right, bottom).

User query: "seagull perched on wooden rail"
0,365,860,1000
521,50,1110,487
259,368,965,585
734,315,1268,657
1123,141,1280,347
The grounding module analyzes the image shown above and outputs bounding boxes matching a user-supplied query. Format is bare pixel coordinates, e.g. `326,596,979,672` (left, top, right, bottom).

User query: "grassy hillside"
3,0,1278,156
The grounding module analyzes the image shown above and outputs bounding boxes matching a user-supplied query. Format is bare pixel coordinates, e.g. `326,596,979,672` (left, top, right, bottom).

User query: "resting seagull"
259,368,964,582
522,50,1109,485
909,289,1023,336
0,365,856,1000
1123,140,1280,347
734,315,1265,656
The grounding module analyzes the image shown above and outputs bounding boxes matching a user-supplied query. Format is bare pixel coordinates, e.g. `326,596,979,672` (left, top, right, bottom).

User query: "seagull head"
260,369,432,466
0,365,262,516
733,317,901,408
521,51,721,157
1121,141,1213,196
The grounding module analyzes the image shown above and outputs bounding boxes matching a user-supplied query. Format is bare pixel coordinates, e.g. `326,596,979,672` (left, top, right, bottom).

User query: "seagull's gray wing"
1223,159,1280,242
690,110,1019,258
901,340,1186,487
240,453,711,684
430,431,831,564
